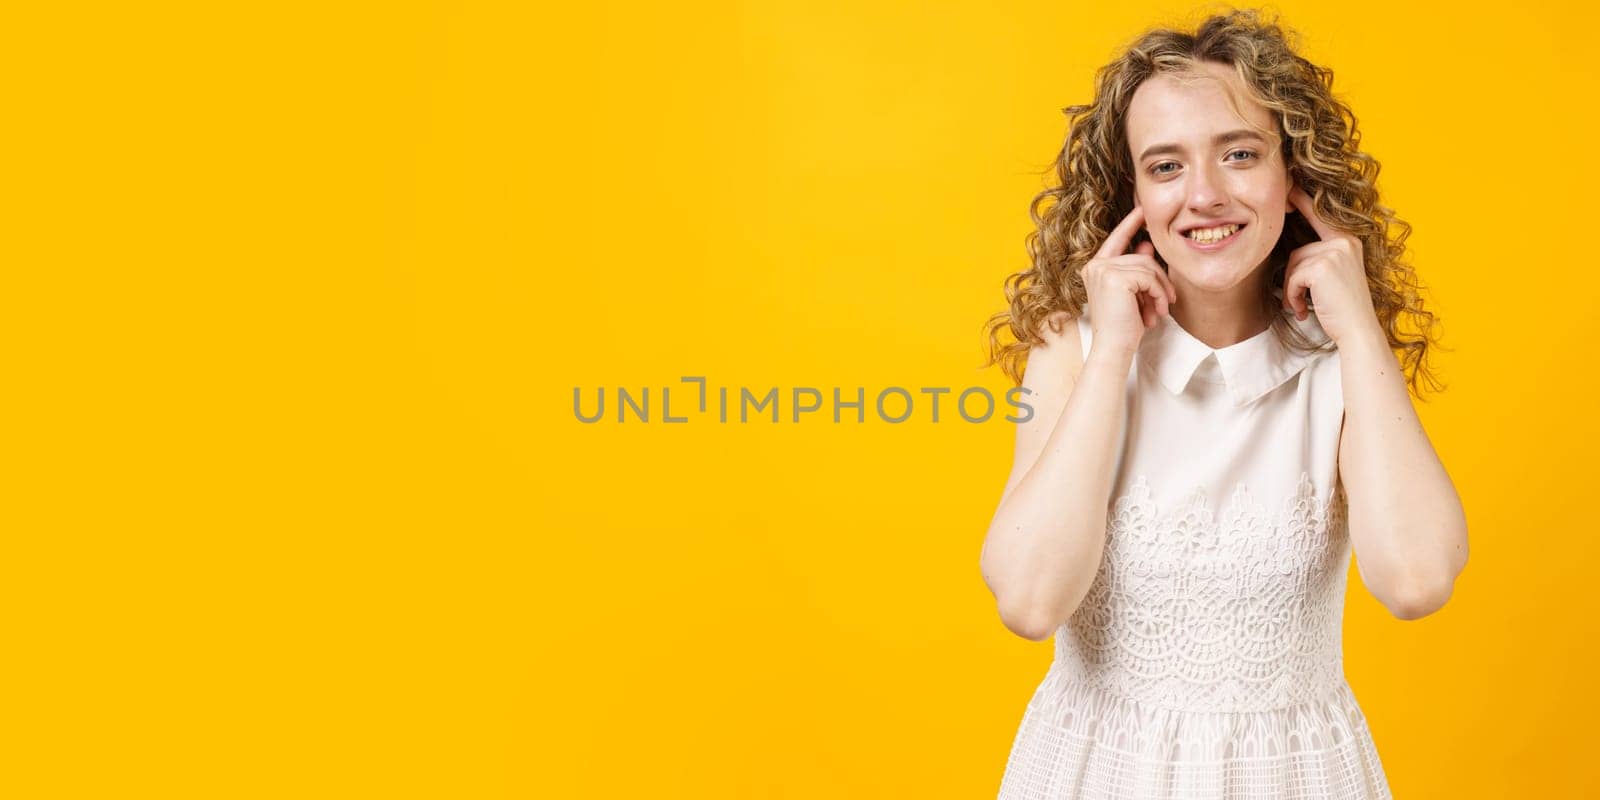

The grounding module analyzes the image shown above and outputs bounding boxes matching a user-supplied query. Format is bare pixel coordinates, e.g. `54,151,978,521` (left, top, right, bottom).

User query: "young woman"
978,10,1467,799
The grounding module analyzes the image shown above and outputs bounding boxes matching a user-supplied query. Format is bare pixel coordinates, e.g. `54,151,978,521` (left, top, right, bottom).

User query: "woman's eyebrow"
1138,129,1268,161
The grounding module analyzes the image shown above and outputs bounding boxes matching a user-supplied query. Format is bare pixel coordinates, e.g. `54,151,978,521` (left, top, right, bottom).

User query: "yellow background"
5,1,1596,797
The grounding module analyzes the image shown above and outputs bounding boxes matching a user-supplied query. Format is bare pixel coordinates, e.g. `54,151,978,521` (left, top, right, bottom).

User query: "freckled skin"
1125,61,1293,338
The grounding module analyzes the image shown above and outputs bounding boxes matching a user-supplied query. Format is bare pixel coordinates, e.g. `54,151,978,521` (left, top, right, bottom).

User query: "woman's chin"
1167,263,1258,293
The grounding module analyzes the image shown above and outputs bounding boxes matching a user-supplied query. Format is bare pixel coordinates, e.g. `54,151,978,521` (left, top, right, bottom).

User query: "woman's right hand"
1079,204,1178,357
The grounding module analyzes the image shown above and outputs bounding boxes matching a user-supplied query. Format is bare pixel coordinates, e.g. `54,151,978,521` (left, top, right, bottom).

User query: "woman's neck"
1167,278,1272,349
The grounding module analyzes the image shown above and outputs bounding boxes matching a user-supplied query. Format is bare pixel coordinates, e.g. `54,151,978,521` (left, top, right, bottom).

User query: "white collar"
1135,288,1333,407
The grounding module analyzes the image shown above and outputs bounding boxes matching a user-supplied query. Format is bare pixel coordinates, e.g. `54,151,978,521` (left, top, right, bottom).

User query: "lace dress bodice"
996,300,1392,799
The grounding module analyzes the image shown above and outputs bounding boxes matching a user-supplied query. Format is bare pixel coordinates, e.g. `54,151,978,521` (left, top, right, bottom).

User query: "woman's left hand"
1283,186,1383,347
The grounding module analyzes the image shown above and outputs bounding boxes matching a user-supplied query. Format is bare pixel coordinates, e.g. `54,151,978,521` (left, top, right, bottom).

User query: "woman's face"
1125,61,1292,295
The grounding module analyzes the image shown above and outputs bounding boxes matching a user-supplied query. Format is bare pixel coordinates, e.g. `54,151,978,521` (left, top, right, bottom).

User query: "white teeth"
1187,223,1240,243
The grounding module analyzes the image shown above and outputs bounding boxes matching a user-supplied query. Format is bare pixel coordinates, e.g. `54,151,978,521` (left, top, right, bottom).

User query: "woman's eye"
1226,149,1259,163
1150,162,1177,176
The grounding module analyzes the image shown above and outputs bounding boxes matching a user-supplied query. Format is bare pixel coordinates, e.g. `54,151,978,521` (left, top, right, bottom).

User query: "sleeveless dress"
996,297,1393,800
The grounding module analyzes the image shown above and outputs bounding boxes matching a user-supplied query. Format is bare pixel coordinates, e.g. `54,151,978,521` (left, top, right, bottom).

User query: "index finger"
1288,186,1336,241
1095,204,1147,260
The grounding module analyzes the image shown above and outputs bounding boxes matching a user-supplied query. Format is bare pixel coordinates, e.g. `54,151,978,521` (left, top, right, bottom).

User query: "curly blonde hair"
980,8,1445,398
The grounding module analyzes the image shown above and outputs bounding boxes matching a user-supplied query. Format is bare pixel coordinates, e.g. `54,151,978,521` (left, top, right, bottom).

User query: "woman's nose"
1186,162,1227,210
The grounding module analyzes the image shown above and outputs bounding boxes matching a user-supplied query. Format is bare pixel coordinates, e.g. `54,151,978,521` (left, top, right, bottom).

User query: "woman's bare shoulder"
1037,310,1085,357
1038,310,1079,339
1024,310,1086,384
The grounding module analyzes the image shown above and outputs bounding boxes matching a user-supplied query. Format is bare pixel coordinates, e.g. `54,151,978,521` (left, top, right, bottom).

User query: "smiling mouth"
1183,223,1246,250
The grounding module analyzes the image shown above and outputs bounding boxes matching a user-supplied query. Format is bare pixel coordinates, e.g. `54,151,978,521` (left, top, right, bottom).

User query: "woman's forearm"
1336,326,1469,619
981,344,1133,640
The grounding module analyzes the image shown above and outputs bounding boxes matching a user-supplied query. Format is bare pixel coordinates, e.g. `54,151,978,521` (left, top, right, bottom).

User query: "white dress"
996,298,1392,799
